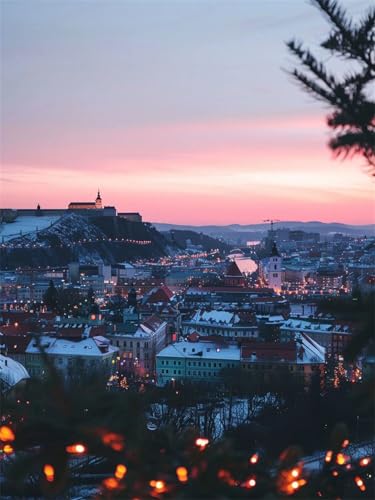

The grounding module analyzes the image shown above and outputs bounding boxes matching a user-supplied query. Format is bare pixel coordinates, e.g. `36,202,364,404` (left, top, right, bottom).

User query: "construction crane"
263,219,280,233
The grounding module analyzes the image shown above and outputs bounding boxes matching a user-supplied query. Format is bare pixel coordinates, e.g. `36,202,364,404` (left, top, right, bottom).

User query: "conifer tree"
287,0,375,173
43,280,58,311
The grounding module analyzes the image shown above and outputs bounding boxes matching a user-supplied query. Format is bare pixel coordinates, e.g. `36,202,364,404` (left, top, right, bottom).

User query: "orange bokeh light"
0,426,15,442
43,464,55,483
65,443,86,454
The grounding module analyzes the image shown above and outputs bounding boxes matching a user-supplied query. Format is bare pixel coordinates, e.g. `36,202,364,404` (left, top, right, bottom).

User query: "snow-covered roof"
25,335,117,357
256,315,285,323
296,333,326,364
157,341,241,361
234,258,257,275
188,310,239,326
282,319,351,334
0,354,30,389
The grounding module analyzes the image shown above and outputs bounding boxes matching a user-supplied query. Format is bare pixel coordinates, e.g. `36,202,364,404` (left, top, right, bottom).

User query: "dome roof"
0,355,30,390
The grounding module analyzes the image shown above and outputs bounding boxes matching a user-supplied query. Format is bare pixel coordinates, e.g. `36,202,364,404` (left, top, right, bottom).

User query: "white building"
259,242,283,292
108,315,168,376
156,340,240,386
25,334,118,381
182,309,258,339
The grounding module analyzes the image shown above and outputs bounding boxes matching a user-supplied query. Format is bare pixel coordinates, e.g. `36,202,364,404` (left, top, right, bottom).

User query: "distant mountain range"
152,221,375,243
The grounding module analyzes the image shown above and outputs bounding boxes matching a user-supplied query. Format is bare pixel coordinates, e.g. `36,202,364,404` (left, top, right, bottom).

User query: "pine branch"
287,40,337,92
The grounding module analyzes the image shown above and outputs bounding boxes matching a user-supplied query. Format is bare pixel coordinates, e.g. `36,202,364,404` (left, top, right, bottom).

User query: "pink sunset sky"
1,0,374,225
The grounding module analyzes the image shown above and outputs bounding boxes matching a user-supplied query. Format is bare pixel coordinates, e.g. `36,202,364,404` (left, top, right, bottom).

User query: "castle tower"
267,242,282,292
95,189,102,209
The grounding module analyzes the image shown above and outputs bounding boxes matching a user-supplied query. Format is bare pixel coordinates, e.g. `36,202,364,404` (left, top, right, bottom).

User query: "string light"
43,464,55,483
176,466,188,483
102,432,124,451
65,443,86,454
249,453,259,464
0,426,15,442
195,437,209,451
247,477,256,488
336,453,347,465
103,477,119,490
359,457,371,467
3,444,14,454
354,476,366,492
150,480,167,493
114,464,127,480
325,450,333,463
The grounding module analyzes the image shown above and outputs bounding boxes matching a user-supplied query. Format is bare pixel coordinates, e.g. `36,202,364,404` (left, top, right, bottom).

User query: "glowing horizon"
1,1,374,226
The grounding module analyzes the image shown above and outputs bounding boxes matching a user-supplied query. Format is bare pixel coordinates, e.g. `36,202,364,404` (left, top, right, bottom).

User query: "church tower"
95,189,102,209
267,242,282,292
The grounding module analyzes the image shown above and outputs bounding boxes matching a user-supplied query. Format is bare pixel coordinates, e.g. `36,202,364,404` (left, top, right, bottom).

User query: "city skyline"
1,0,374,224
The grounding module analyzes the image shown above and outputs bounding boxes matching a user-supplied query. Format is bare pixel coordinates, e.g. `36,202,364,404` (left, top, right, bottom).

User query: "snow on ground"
0,216,60,241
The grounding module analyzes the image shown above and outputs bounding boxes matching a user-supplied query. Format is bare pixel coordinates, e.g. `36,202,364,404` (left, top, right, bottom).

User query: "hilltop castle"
68,190,103,210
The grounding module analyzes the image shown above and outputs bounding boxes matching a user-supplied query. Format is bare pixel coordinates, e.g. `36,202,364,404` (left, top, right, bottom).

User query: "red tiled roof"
142,314,164,332
144,285,174,304
241,341,296,361
0,324,31,336
0,334,31,354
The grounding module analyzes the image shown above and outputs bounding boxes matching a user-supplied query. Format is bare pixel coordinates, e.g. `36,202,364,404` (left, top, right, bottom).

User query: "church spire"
270,241,280,257
95,189,102,208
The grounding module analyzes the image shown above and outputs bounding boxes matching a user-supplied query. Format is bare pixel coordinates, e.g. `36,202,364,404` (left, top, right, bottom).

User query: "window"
162,360,164,365
273,273,278,277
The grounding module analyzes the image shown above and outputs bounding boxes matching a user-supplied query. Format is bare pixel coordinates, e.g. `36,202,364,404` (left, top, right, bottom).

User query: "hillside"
0,214,229,269
0,214,170,269
162,229,230,253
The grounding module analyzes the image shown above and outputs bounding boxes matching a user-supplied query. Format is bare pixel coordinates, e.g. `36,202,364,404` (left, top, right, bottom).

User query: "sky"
1,0,374,225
